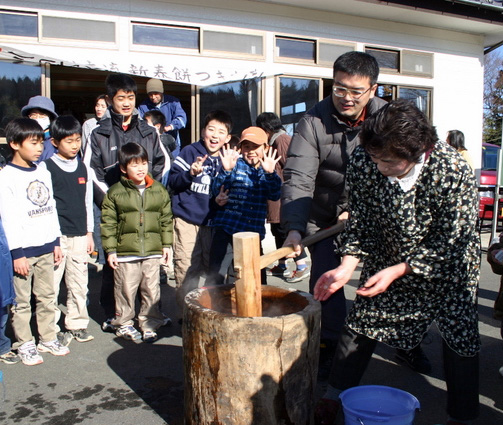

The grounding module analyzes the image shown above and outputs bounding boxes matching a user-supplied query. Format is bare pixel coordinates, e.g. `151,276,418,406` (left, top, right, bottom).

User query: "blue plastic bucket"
340,385,420,425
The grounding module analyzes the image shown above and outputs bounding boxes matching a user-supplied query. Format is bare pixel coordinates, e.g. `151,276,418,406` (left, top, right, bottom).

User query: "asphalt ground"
0,226,501,425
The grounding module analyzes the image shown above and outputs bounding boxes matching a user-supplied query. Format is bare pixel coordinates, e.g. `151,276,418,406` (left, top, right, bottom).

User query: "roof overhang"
252,0,503,52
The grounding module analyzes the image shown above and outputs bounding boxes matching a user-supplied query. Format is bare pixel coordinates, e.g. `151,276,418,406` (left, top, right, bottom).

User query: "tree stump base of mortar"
183,284,321,425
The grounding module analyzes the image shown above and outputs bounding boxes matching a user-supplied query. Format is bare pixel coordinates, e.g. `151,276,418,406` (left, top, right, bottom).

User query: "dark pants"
308,236,346,342
207,228,266,286
329,326,479,421
100,259,115,319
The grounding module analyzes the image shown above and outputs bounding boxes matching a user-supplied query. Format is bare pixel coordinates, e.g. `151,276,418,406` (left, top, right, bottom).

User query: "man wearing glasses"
281,51,387,380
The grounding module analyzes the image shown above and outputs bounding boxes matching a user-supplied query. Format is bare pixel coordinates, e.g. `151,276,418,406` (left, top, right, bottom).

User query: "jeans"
0,305,11,355
207,228,266,286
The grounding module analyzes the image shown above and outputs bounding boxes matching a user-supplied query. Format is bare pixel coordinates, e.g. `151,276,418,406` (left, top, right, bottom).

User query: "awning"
0,43,275,87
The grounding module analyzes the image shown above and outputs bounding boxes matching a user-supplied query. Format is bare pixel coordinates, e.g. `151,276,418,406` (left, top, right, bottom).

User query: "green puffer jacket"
101,175,172,256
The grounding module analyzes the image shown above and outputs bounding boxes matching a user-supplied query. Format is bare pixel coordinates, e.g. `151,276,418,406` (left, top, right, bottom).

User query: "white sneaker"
37,339,70,356
18,341,44,366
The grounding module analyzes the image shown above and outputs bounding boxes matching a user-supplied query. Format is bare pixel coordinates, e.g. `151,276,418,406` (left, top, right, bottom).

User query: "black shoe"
395,346,432,374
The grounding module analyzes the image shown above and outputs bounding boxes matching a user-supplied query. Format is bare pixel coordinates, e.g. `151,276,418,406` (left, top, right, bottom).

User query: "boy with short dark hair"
101,143,172,343
168,110,232,312
40,115,95,345
0,118,69,366
90,73,167,331
207,126,282,285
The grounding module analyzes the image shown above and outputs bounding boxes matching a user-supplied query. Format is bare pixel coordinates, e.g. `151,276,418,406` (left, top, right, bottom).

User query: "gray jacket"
281,95,387,236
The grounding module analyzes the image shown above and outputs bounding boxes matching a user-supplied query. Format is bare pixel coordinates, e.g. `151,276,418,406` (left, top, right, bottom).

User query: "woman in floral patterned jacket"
313,99,480,425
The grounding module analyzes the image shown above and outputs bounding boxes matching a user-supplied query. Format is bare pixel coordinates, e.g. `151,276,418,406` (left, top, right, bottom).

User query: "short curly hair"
360,99,437,163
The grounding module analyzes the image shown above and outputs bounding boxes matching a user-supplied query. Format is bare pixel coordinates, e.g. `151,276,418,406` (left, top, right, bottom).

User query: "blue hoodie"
168,140,220,226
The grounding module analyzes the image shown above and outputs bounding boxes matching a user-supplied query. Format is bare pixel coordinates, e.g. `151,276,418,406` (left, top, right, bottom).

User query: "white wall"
5,0,486,168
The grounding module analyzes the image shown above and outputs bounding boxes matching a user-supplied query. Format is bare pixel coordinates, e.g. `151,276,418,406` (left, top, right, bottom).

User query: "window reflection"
200,79,261,137
279,77,319,135
0,62,41,130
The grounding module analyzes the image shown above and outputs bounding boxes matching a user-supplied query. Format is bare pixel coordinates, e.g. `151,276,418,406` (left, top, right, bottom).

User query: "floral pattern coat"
341,141,480,356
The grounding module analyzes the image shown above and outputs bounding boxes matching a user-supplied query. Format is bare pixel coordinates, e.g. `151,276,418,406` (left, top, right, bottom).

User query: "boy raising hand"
207,127,282,285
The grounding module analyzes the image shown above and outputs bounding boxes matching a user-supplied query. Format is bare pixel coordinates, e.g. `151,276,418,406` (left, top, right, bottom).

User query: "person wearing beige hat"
206,126,282,286
138,78,187,158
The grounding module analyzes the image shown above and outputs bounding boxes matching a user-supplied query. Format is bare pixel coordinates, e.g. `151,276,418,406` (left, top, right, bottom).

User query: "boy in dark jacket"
168,110,232,313
90,73,167,331
101,143,172,343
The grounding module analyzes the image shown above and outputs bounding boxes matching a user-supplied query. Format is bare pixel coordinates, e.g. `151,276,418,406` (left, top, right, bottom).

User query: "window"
132,23,199,50
275,37,315,61
319,43,354,65
402,51,433,77
200,79,261,136
377,84,432,117
0,62,41,129
365,47,399,72
366,46,433,77
0,10,37,37
398,87,431,115
279,77,319,135
203,31,263,56
42,16,115,42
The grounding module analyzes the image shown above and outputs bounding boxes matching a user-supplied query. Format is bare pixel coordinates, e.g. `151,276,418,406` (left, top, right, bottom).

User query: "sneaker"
143,330,158,343
17,341,44,366
116,325,142,343
314,398,341,425
70,329,94,343
37,339,70,356
286,267,310,283
395,346,432,374
57,331,73,347
0,350,21,365
266,265,288,276
102,317,116,333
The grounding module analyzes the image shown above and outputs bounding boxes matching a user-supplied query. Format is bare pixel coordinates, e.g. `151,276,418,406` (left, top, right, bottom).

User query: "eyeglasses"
332,85,372,100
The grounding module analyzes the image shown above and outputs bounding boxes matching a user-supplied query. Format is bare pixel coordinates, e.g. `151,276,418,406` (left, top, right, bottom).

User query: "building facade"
1,0,503,173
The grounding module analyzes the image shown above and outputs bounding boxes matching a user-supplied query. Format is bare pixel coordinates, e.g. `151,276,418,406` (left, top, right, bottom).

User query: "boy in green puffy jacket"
101,143,173,343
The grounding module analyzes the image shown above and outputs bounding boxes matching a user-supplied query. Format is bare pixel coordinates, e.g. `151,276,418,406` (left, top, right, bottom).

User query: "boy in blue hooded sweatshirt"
168,110,232,313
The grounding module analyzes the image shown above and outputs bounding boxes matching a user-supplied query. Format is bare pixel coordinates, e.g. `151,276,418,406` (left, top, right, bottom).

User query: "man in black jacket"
281,52,387,378
90,73,166,331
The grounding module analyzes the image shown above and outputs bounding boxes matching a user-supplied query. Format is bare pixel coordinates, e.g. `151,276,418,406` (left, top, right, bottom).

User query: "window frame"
38,13,118,47
274,34,356,66
130,21,201,54
366,45,434,78
200,27,265,60
0,9,38,41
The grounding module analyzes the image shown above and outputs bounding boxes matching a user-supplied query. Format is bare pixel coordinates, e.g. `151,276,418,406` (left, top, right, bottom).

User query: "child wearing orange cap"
207,126,281,285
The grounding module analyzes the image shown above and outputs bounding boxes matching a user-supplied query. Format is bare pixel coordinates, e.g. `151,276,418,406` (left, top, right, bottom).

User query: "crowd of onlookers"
0,72,305,367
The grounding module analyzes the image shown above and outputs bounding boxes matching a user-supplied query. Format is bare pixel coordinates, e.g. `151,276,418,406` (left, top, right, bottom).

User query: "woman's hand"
356,262,411,297
313,256,360,301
